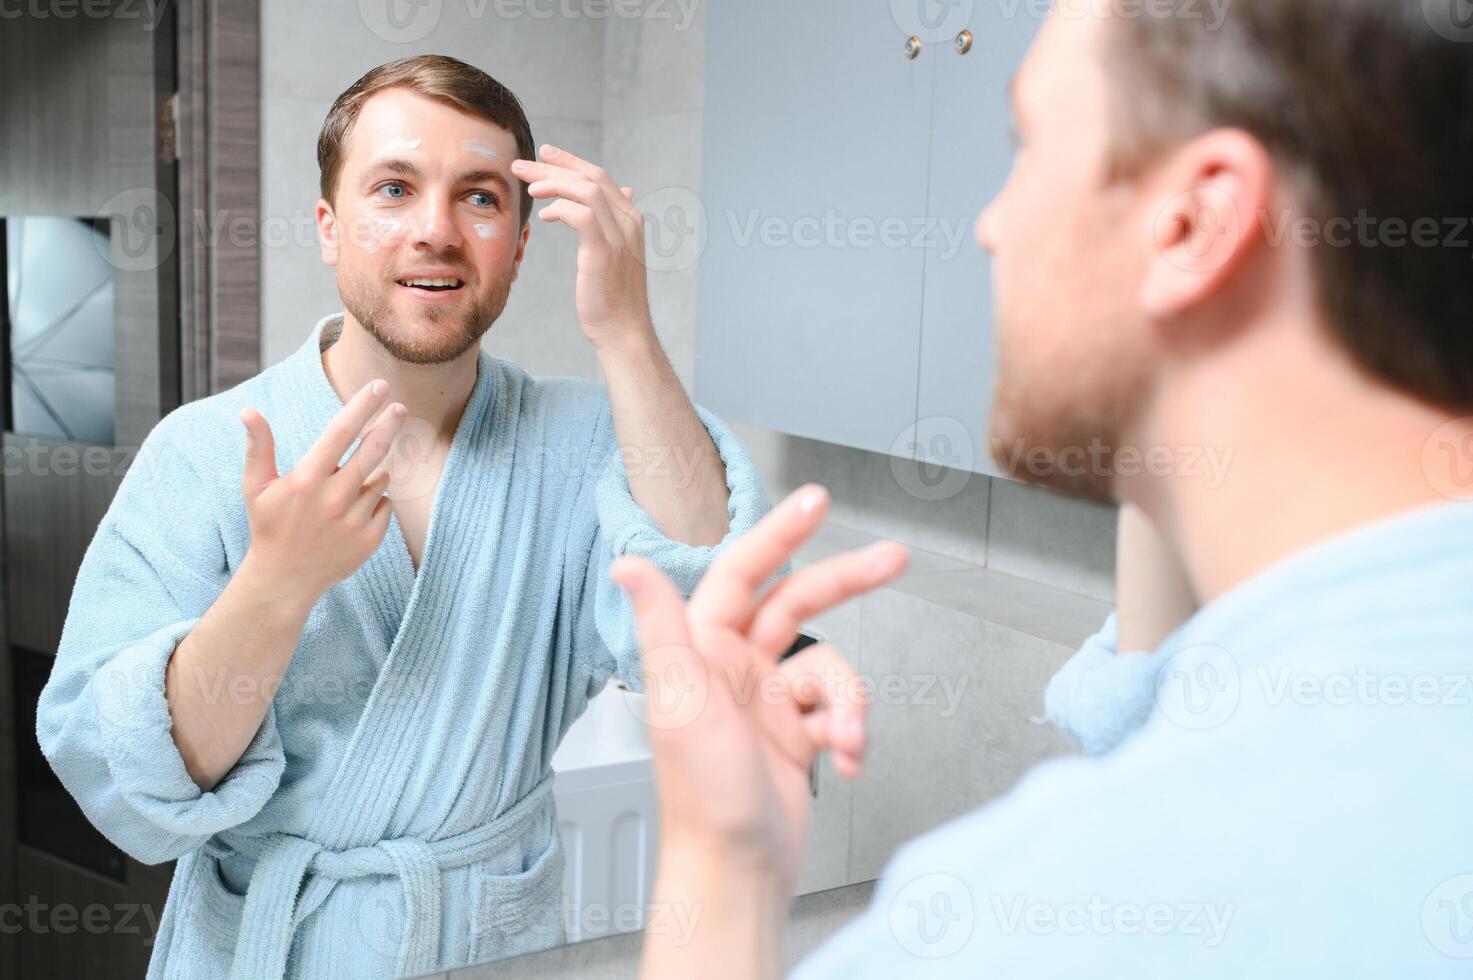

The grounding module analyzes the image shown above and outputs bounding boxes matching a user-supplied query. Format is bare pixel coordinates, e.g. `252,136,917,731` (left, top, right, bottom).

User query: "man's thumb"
239,408,278,497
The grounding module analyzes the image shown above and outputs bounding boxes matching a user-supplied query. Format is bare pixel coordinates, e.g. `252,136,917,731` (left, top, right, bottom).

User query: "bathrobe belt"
217,773,556,980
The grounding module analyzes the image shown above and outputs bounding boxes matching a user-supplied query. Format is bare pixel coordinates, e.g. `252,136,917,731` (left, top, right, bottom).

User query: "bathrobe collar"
278,312,507,848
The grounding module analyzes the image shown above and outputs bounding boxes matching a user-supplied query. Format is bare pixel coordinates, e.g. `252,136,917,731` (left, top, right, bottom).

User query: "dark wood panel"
177,0,212,404
2,435,131,656
107,2,181,448
0,680,16,974
211,0,263,392
16,844,170,980
177,0,262,400
0,15,111,214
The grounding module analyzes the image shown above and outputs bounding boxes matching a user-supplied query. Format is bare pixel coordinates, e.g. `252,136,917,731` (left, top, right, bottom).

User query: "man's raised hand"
237,379,408,601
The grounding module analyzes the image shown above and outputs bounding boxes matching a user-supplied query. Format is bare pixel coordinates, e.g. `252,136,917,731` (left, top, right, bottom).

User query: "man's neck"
1125,314,1470,607
321,312,480,443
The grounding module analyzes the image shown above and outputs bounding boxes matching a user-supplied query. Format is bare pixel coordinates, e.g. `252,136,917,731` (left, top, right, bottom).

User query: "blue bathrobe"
792,500,1473,977
36,312,771,979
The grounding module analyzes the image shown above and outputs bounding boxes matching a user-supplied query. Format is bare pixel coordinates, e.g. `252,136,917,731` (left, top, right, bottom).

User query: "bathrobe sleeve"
1042,611,1174,756
35,410,287,865
574,402,774,695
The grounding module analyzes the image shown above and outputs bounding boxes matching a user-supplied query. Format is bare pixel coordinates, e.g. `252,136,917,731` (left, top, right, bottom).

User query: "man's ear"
316,198,340,266
1140,128,1273,320
510,221,532,283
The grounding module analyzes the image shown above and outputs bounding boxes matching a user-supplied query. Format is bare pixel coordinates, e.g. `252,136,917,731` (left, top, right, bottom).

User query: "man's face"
317,87,530,365
976,11,1159,500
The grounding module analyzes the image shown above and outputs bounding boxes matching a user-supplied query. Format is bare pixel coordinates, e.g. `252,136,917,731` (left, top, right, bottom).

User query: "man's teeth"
399,277,463,288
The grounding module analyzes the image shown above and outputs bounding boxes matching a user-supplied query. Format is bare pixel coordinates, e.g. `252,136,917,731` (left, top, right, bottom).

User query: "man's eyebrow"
363,158,512,192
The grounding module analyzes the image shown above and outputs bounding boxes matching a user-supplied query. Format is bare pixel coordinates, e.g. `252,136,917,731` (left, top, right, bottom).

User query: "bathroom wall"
595,3,1120,599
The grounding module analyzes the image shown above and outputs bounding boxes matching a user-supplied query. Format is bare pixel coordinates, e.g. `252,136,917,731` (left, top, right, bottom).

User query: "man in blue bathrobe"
36,55,773,979
615,1,1473,977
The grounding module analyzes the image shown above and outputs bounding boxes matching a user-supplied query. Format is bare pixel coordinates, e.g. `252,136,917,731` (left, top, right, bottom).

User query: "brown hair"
1102,0,1473,413
317,54,535,226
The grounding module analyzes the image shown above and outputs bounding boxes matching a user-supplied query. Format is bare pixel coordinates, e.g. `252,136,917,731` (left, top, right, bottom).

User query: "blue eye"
381,182,406,199
469,191,497,208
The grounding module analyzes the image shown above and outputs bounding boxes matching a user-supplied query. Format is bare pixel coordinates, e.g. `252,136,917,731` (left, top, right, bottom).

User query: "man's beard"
339,263,513,365
987,312,1151,504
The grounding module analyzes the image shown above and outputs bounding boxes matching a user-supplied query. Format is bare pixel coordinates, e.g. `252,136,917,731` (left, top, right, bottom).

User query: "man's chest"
389,442,451,573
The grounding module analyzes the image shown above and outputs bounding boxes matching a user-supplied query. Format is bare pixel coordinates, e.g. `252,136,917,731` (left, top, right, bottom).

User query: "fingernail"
613,567,642,599
541,144,559,157
392,403,407,417
799,485,827,513
867,542,899,580
371,380,388,397
511,159,528,172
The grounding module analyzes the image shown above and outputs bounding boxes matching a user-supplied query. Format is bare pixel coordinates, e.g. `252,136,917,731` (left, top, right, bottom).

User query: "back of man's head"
1103,0,1473,414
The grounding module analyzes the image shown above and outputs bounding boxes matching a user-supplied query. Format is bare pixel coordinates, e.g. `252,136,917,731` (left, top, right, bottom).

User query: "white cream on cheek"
473,223,501,240
353,215,405,255
349,138,420,253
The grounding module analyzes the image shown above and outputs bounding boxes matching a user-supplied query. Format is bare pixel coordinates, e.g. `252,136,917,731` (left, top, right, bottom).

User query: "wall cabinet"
695,0,1043,476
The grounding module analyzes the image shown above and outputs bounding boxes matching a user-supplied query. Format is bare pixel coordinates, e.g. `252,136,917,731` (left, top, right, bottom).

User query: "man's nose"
975,200,999,254
410,195,461,249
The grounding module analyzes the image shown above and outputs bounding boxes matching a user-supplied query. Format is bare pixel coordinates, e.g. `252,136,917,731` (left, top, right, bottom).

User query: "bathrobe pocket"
169,849,248,979
467,830,567,964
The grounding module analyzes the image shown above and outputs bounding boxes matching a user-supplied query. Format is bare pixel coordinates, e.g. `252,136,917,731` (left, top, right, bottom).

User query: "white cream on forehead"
380,136,422,152
473,223,501,240
463,139,504,160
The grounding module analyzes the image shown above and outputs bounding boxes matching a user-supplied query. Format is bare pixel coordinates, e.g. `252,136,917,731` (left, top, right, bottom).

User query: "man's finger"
338,403,408,485
536,198,597,231
351,466,394,521
535,144,632,213
687,484,830,630
747,541,909,659
302,379,391,478
240,409,279,498
779,644,869,778
526,174,622,242
610,555,707,725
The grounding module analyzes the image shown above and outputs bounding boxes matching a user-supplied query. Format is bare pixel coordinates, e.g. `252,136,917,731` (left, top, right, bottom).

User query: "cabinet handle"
955,29,973,55
904,35,922,60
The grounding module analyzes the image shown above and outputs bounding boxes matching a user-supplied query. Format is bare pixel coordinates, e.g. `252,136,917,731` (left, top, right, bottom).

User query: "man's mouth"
396,276,465,293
